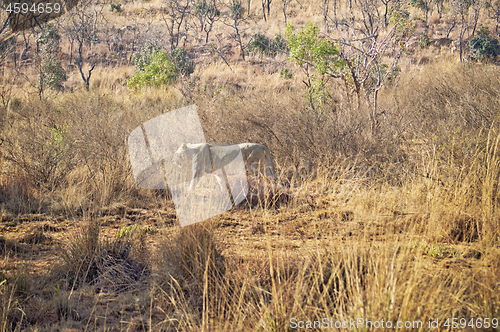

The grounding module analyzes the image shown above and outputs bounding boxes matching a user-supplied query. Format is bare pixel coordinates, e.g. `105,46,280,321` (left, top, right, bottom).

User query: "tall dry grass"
143,129,500,330
1,40,500,331
145,206,500,331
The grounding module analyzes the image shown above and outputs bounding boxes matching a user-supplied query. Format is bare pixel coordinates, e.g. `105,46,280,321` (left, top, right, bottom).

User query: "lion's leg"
189,144,212,191
214,174,225,193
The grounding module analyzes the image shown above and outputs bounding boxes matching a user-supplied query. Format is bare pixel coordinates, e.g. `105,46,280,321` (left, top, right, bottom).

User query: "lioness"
172,142,276,191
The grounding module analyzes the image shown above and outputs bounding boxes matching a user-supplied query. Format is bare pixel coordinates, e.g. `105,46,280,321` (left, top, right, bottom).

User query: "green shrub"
420,33,430,47
285,23,342,111
44,124,70,157
40,57,67,88
194,0,220,16
247,33,288,56
273,33,288,52
35,24,60,46
171,46,195,76
279,68,293,79
109,3,123,12
132,43,160,71
469,26,500,61
36,25,67,91
247,33,270,55
127,43,178,90
117,224,158,238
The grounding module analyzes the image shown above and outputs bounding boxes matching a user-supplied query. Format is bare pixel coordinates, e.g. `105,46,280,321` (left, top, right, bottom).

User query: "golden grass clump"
60,220,149,292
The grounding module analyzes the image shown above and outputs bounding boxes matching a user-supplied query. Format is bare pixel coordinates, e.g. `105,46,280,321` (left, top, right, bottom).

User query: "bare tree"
60,15,76,64
283,0,292,25
380,0,395,26
470,0,488,36
329,6,413,133
434,0,445,18
445,14,457,37
119,15,152,64
0,11,15,67
35,23,67,97
64,0,103,89
320,0,329,27
451,0,470,61
357,0,382,37
193,0,221,43
488,0,500,33
0,8,16,123
223,0,248,60
261,0,271,20
162,0,191,50
18,28,35,66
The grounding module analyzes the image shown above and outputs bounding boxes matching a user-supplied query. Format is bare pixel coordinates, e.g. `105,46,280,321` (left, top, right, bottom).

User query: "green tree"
127,44,178,90
35,24,67,97
469,26,500,61
285,23,343,114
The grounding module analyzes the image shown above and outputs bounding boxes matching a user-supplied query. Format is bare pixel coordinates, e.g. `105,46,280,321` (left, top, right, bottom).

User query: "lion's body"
172,142,276,191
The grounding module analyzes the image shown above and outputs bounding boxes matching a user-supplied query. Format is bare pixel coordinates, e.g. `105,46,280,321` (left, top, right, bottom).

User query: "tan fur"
172,142,276,191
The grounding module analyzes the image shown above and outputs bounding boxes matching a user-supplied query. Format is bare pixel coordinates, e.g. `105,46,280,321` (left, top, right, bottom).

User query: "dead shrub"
448,216,480,242
157,223,226,319
60,220,148,292
0,169,36,214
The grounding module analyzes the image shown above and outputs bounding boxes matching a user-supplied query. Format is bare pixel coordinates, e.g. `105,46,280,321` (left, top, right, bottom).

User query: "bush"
194,0,220,16
229,0,243,19
420,33,431,47
409,0,428,11
61,221,148,290
36,25,67,91
247,33,288,56
3,114,77,191
469,26,500,61
40,57,67,89
109,3,123,12
280,68,293,79
159,224,225,304
171,46,195,76
273,33,288,52
127,44,178,90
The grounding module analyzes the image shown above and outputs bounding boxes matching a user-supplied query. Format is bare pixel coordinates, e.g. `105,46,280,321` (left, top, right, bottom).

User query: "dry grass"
1,0,500,330
1,57,500,331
